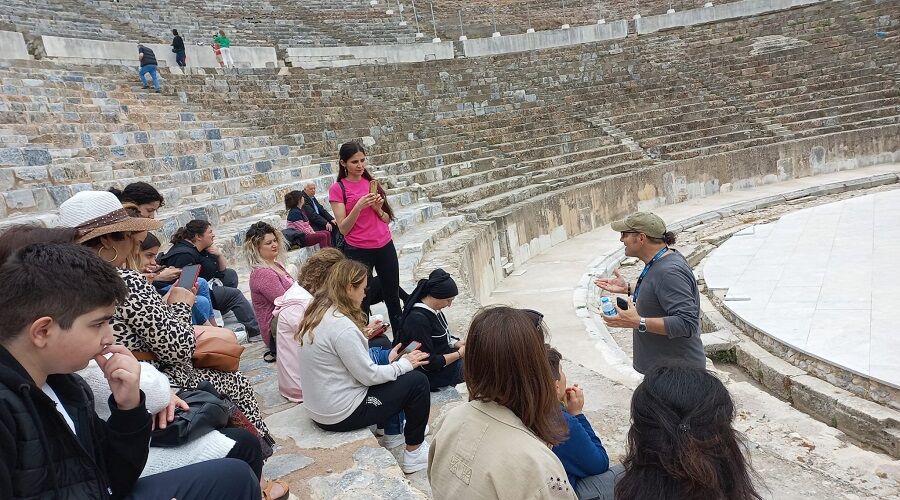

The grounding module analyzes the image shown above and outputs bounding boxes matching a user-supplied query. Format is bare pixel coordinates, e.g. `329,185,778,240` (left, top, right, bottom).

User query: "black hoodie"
157,240,220,282
0,345,151,499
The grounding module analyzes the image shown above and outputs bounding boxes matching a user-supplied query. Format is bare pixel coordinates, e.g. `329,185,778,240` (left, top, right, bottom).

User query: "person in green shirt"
213,30,234,68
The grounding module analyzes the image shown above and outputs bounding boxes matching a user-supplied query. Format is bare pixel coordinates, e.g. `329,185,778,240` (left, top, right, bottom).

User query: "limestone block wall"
284,42,455,69
34,35,278,68
635,0,823,34
0,31,30,60
451,125,900,300
459,21,628,58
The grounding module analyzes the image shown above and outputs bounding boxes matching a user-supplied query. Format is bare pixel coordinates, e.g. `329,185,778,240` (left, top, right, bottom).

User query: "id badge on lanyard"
632,247,669,302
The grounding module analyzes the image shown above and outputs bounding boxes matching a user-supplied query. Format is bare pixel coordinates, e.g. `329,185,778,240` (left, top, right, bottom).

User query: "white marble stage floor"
704,189,900,388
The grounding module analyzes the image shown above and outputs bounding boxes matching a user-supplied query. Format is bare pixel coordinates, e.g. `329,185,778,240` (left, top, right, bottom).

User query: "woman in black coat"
396,269,465,391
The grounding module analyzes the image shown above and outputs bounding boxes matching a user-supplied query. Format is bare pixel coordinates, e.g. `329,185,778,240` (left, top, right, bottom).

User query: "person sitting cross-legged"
547,345,623,500
0,242,261,499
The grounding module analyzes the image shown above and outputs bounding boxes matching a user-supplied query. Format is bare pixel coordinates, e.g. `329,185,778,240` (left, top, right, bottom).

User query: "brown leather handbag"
132,337,245,373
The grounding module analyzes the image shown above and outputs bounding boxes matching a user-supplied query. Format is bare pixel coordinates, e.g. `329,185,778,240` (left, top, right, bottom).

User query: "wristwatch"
638,317,647,333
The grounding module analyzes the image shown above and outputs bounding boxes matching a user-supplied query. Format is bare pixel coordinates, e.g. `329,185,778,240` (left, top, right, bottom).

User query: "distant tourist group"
136,28,235,92
0,139,761,499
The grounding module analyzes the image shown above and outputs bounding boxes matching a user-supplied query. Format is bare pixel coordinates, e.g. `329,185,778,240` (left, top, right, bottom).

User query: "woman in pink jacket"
272,248,345,402
244,222,294,362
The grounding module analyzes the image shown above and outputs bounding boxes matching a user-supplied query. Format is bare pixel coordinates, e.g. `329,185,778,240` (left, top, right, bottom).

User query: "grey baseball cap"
610,212,667,238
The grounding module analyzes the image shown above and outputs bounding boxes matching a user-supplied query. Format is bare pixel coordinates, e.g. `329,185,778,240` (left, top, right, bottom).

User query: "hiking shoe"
142,86,149,89
401,441,430,474
382,433,405,449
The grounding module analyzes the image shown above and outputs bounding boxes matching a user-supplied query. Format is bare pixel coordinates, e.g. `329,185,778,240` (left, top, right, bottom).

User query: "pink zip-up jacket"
272,283,313,402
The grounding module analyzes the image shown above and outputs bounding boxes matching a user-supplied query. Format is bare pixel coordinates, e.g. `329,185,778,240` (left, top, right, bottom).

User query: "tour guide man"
594,211,705,373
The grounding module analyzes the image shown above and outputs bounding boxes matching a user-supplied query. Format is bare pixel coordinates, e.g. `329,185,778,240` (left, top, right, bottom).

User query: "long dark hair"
615,364,763,500
464,306,567,446
109,182,164,207
336,141,394,220
171,220,211,245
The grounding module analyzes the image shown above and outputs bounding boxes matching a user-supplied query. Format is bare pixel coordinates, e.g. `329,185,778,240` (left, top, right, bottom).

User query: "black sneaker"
142,85,149,89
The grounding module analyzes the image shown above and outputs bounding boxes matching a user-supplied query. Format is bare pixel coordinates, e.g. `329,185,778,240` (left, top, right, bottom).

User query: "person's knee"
404,370,430,394
211,458,260,492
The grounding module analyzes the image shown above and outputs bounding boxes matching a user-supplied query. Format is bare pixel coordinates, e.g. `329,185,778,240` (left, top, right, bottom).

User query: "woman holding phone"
58,191,272,439
329,141,402,334
295,258,432,473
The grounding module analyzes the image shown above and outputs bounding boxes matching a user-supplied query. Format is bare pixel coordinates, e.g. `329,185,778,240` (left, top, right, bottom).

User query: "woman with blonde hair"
429,306,575,499
244,221,294,360
295,258,432,473
272,247,344,402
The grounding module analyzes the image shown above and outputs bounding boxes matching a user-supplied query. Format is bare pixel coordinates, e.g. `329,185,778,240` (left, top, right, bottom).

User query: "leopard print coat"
111,269,269,436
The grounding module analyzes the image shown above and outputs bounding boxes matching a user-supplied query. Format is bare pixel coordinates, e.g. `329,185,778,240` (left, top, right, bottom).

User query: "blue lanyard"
633,247,669,302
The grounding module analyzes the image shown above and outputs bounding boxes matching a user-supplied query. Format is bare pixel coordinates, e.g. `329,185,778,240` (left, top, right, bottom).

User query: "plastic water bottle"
600,296,618,317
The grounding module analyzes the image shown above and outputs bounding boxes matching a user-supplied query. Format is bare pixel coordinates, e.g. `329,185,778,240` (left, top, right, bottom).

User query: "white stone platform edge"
573,170,900,388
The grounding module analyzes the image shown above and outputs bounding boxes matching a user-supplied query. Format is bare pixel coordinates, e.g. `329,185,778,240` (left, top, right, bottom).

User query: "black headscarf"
398,268,458,338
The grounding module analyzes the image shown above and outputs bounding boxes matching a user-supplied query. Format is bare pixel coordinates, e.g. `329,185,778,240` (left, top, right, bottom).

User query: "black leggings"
344,240,402,333
221,426,264,480
128,458,260,499
316,370,430,446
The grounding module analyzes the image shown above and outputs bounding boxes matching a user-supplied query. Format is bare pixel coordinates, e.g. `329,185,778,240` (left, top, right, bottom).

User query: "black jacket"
171,35,185,52
0,346,151,499
302,193,334,231
158,240,219,282
398,306,455,372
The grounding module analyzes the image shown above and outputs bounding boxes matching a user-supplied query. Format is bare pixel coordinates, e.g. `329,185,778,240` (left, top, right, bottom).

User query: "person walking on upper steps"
171,29,186,68
594,211,706,374
329,141,404,338
214,30,234,68
137,43,161,93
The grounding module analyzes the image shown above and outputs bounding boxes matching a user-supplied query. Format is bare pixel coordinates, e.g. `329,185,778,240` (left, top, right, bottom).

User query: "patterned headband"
74,208,130,238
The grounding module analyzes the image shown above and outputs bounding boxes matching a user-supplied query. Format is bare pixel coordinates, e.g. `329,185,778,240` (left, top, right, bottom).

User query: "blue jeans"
160,278,214,325
139,64,160,90
175,50,186,67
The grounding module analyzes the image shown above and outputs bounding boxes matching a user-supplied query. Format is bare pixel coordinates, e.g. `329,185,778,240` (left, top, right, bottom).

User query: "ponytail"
662,231,677,246
171,220,211,245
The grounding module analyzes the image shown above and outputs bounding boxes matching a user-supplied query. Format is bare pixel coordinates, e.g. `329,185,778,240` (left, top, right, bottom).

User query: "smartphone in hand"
177,264,201,290
401,341,421,355
616,297,629,310
369,179,379,195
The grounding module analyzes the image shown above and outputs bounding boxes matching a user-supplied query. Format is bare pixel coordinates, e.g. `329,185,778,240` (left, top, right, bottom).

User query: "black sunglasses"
521,308,545,327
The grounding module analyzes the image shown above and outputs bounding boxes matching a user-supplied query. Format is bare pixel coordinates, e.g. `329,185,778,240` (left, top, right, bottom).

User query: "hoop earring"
99,246,119,263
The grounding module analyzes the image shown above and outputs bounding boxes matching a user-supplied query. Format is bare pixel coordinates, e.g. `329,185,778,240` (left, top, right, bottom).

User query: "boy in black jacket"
0,243,260,499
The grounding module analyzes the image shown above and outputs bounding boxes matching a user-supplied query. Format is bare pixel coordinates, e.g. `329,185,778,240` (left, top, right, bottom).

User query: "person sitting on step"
138,232,216,327
396,268,465,392
273,247,344,403
244,221,295,362
546,345,622,500
614,364,763,500
0,242,261,499
295,258,432,473
302,181,339,245
159,219,262,343
282,190,332,250
428,306,575,499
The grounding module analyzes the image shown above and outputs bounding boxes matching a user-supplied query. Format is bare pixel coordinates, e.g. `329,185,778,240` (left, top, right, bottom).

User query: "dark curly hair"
615,364,763,500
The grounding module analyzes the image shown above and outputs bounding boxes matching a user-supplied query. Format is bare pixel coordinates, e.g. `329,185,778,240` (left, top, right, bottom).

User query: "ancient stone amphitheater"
1,0,899,498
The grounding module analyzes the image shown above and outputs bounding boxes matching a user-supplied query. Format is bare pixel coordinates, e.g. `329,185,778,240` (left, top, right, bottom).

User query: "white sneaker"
381,433,405,449
401,441,430,474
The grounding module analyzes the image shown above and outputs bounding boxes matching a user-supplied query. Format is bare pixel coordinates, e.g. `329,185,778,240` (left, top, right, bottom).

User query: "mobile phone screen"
401,341,421,355
369,180,379,195
177,264,201,289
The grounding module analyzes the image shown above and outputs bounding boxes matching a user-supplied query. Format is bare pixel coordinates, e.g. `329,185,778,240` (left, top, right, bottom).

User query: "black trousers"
426,358,464,391
209,281,260,338
221,426,264,480
128,458,260,499
317,370,430,446
343,240,402,334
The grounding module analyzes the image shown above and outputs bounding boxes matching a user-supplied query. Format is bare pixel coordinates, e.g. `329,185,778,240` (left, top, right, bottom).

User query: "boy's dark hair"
0,225,79,268
546,344,562,380
0,243,128,343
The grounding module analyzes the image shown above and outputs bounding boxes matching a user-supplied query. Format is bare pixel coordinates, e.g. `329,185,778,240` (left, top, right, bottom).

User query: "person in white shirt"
295,258,431,473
